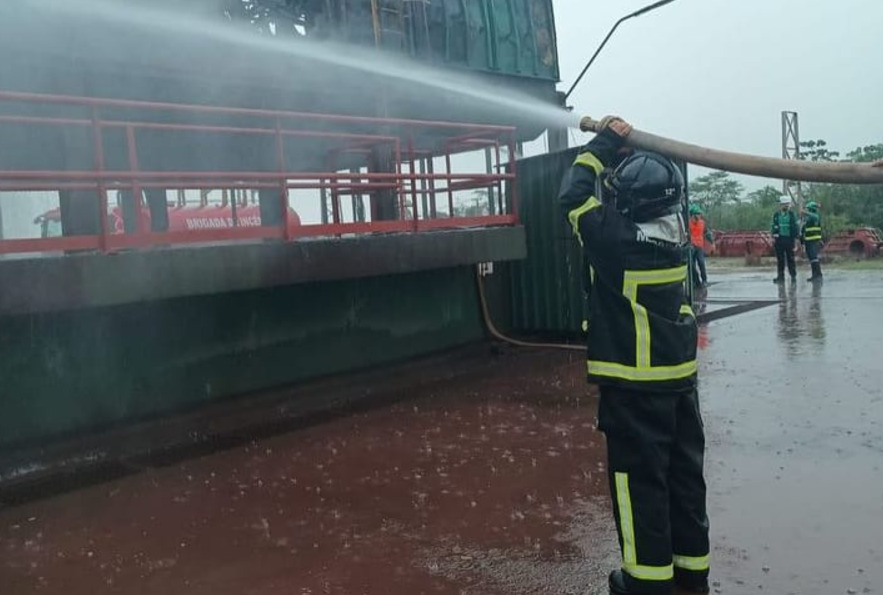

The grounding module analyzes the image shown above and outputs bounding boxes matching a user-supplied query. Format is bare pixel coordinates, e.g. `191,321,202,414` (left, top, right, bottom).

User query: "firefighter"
771,195,799,283
558,117,709,595
688,204,714,289
801,201,823,282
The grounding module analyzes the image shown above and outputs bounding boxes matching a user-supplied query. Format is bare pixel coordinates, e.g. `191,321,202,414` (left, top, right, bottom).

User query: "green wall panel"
426,0,559,80
509,148,585,336
0,267,484,449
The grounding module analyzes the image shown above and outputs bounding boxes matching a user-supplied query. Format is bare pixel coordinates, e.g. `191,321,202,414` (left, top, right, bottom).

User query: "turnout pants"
598,387,710,594
805,240,823,278
692,248,707,286
774,237,797,279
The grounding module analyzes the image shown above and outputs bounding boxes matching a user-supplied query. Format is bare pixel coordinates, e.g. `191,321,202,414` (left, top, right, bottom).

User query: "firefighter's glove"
597,116,633,139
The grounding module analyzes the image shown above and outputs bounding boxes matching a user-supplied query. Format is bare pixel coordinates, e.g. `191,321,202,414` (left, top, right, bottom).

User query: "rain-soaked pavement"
1,268,882,595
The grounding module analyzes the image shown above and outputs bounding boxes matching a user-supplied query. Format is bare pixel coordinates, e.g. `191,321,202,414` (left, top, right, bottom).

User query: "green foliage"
689,171,744,228
801,142,883,233
745,186,782,209
845,143,883,163
690,141,883,234
712,200,775,231
799,139,840,162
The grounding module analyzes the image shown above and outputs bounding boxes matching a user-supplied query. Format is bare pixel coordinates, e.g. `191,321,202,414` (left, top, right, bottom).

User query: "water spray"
22,0,577,132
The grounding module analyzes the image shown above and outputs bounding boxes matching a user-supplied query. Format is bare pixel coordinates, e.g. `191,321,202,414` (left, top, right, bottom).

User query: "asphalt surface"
1,268,881,594
697,269,883,595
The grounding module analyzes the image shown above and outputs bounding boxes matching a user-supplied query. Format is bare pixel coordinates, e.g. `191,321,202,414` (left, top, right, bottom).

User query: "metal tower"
781,111,802,205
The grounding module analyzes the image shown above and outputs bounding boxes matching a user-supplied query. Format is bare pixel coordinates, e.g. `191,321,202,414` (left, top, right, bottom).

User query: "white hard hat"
779,195,792,205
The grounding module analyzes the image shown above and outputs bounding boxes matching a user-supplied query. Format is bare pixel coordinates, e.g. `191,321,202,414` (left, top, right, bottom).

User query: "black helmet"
607,151,685,222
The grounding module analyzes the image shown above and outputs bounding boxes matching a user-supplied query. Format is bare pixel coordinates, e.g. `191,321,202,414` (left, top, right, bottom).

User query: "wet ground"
1,269,882,595
698,269,883,595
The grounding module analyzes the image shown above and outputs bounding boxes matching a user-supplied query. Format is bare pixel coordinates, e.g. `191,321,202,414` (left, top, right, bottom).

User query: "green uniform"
771,210,798,238
802,210,823,281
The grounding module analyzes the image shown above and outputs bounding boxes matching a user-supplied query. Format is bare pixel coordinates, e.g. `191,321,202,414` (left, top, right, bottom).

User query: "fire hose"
475,266,585,352
578,116,883,184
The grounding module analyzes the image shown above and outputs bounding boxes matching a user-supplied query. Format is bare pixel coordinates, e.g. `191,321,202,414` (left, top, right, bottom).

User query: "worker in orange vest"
689,205,714,288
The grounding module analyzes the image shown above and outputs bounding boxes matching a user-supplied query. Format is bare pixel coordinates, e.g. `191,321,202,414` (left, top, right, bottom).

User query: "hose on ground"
474,265,585,352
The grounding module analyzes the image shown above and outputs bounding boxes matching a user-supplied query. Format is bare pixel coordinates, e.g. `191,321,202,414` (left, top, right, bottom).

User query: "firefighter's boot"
608,570,672,595
673,569,710,594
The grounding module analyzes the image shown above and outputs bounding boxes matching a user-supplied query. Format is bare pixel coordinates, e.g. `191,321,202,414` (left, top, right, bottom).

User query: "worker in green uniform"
771,195,799,283
801,201,823,282
558,117,709,595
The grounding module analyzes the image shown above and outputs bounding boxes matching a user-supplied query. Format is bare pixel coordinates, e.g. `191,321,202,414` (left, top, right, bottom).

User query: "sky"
547,0,883,190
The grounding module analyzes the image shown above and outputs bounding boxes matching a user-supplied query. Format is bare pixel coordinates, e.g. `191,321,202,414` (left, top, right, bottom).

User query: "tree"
845,143,883,163
746,185,782,209
689,171,744,228
801,142,883,235
798,139,840,162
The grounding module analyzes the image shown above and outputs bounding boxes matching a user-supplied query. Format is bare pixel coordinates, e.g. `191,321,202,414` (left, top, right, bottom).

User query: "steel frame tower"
781,111,802,205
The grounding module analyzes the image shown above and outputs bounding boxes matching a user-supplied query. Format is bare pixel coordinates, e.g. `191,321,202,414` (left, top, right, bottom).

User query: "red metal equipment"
0,91,519,256
712,230,775,258
822,227,883,258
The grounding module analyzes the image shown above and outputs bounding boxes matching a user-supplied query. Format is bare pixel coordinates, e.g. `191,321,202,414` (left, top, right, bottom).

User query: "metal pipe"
579,116,883,185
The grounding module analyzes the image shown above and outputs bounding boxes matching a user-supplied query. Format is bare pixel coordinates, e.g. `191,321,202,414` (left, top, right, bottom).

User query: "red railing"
0,91,519,255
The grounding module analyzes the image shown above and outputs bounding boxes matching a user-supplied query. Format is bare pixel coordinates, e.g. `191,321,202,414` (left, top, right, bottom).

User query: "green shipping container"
412,0,560,81
509,147,585,337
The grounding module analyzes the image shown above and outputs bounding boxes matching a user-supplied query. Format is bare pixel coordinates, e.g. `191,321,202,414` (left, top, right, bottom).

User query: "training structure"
0,1,566,487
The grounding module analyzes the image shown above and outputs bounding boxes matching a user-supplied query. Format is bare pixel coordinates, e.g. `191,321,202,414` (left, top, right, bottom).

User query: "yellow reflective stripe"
622,280,650,368
567,196,602,240
616,472,674,582
673,553,711,571
622,267,688,369
581,319,589,332
573,151,604,175
680,304,694,317
623,562,674,582
805,224,822,240
615,473,637,566
587,359,698,381
623,266,688,285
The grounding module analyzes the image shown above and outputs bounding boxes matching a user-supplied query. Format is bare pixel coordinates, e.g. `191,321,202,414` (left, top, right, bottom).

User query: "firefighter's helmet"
607,151,685,223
